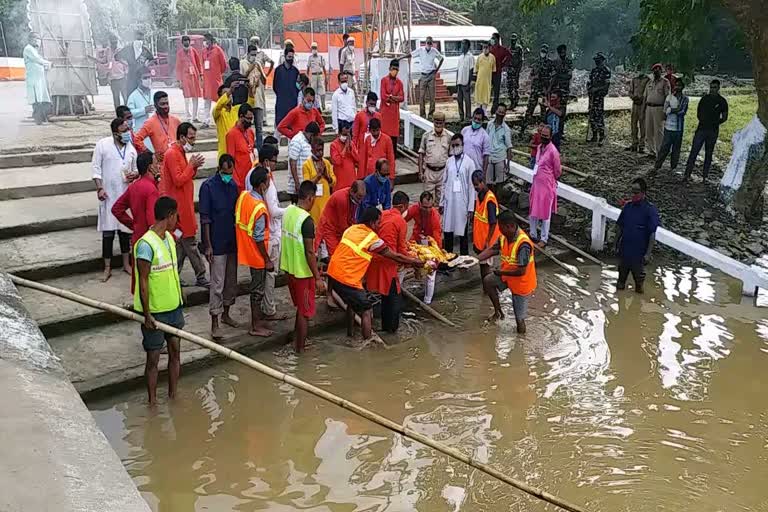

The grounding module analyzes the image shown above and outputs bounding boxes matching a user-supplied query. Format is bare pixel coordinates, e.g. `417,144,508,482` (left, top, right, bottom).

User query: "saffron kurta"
474,53,496,105
160,143,199,237
329,137,359,189
175,48,203,98
92,136,137,233
405,204,442,247
529,143,562,219
359,134,396,179
366,209,408,295
352,110,382,151
316,187,359,255
134,114,181,160
302,157,337,224
379,76,404,137
226,124,256,191
202,45,227,101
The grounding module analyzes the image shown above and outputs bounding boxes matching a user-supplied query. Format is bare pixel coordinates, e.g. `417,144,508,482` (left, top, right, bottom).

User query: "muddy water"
90,263,768,512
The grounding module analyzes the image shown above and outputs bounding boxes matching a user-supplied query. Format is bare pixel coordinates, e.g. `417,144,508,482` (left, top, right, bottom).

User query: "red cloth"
490,45,512,75
288,275,316,317
405,204,442,247
134,114,181,160
202,45,228,101
330,137,359,189
359,134,395,179
316,187,357,255
111,173,159,246
226,124,255,191
529,131,541,157
276,105,326,139
175,48,203,98
379,76,404,137
160,143,199,237
352,110,382,151
366,209,407,295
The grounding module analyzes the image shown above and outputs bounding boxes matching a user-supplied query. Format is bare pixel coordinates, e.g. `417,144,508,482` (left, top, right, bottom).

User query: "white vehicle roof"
408,24,498,40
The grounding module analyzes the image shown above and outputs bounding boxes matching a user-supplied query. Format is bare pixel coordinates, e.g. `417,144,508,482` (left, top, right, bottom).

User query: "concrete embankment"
0,272,150,512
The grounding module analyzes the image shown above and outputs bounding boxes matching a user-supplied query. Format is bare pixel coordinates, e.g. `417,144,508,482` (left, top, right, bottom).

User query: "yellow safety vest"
133,230,183,313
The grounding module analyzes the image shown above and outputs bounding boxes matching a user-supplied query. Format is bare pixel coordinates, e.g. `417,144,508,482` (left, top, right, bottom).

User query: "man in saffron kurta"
365,191,410,332
528,126,562,246
276,89,326,139
225,104,256,191
315,181,366,256
405,191,442,247
175,36,203,121
201,33,228,127
161,122,209,286
359,118,396,181
134,91,181,162
330,121,359,189
353,92,382,151
379,59,405,152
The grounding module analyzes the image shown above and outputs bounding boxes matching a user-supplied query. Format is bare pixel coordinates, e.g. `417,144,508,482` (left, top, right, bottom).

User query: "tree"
523,0,768,221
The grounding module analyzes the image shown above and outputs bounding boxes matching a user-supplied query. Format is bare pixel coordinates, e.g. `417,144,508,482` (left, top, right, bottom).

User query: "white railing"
399,109,768,296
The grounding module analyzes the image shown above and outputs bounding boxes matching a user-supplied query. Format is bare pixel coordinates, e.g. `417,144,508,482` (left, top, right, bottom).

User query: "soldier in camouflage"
553,44,573,136
520,43,554,136
587,51,611,145
505,33,524,109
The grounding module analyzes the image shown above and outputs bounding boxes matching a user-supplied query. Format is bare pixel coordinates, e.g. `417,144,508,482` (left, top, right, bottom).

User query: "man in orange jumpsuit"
201,33,227,129
379,58,405,156
161,122,209,287
359,118,396,181
365,191,410,332
175,35,203,122
134,91,181,162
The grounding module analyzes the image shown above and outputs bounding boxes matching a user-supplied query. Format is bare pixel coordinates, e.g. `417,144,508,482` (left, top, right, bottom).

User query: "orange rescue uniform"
500,229,537,295
235,191,270,268
473,190,500,251
327,224,382,289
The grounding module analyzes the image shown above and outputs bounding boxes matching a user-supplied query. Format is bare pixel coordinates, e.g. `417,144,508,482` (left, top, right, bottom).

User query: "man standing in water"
135,196,184,406
477,210,537,332
616,177,659,294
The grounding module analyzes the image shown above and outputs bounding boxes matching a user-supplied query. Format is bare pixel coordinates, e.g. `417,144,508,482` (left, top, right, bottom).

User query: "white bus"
408,25,498,88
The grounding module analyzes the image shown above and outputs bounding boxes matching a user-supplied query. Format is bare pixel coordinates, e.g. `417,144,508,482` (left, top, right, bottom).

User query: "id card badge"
452,176,462,193
204,60,210,70
316,183,324,196
188,65,195,75
532,162,539,175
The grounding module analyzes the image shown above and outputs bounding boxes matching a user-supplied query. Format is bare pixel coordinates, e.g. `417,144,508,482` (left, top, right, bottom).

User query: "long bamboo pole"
511,212,604,266
401,287,457,327
9,273,588,512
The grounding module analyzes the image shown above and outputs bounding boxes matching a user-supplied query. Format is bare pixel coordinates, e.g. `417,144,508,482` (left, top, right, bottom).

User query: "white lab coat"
23,44,51,105
440,154,476,235
91,136,137,233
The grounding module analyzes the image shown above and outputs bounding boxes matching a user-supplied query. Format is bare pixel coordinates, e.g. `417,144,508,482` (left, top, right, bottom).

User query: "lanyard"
454,156,464,180
158,116,170,139
139,89,151,105
115,141,127,161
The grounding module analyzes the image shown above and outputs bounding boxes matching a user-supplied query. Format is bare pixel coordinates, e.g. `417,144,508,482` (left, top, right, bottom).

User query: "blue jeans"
655,129,683,170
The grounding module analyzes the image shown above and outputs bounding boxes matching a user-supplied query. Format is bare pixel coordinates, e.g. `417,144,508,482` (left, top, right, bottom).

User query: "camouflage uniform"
505,42,524,108
553,55,573,133
587,54,611,143
521,46,554,134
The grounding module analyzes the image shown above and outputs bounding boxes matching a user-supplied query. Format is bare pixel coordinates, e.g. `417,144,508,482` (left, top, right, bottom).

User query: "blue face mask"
472,121,482,130
120,132,132,144
296,82,302,90
303,101,313,110
377,173,388,184
220,173,233,184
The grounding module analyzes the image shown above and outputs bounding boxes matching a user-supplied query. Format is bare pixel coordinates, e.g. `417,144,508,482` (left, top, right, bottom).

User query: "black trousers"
381,278,402,333
491,73,502,113
103,230,131,259
110,78,128,109
617,259,645,290
685,127,718,179
443,231,469,256
390,134,399,157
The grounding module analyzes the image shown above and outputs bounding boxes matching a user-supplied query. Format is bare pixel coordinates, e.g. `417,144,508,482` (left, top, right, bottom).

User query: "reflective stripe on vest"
339,231,377,262
500,230,537,296
133,230,183,313
474,190,497,223
235,191,268,235
327,224,380,289
473,190,500,249
280,205,313,278
501,233,536,266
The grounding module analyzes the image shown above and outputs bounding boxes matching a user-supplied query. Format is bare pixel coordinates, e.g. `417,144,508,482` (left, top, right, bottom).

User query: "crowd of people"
79,31,680,405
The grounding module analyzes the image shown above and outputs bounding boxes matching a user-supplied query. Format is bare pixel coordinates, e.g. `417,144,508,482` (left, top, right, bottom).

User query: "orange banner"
282,0,373,24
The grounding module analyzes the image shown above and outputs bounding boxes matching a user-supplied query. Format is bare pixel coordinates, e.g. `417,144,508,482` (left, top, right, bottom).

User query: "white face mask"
367,106,376,114
141,78,151,89
452,145,463,156
312,49,318,55
339,135,348,142
340,82,348,91
183,142,193,152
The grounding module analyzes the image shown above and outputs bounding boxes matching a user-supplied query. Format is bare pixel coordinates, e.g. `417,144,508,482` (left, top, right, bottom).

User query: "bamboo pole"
401,287,457,327
8,273,588,512
511,212,604,266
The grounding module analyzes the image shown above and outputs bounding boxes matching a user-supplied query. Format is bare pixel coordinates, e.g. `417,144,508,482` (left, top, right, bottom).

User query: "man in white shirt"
339,36,358,98
331,71,357,132
287,122,321,203
456,39,474,123
410,36,444,119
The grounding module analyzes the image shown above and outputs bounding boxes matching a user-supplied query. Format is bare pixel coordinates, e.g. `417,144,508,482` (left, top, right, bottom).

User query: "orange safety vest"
235,191,270,268
500,229,537,295
473,189,501,250
327,224,381,289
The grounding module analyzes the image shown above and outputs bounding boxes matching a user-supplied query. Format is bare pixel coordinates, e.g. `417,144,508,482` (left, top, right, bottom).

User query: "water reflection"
90,262,768,511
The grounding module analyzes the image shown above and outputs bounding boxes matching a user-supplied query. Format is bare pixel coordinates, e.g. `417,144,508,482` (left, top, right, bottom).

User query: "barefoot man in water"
477,210,537,333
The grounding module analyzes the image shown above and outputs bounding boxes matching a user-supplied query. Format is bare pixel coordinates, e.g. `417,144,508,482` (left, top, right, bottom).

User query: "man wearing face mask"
278,87,326,139
226,104,256,191
93,118,139,282
474,42,495,117
135,91,181,162
330,120,359,189
126,68,154,148
379,59,405,155
441,133,476,256
643,63,671,159
360,118,396,182
115,105,139,148
201,33,228,129
274,48,300,134
521,44,554,136
339,36,358,97
505,33,523,109
175,35,203,123
353,92,382,151
410,36,444,119
528,125,561,247
161,122,209,287
306,42,328,111
316,179,367,257
489,33,512,114
112,151,161,256
418,111,450,205
615,178,659,294
456,39,474,123
362,158,393,211
332,71,357,133
461,108,491,178
117,30,154,97
23,32,52,125
485,103,513,191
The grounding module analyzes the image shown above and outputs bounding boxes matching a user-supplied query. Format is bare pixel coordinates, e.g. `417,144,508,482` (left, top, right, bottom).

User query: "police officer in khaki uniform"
417,111,451,206
306,42,328,111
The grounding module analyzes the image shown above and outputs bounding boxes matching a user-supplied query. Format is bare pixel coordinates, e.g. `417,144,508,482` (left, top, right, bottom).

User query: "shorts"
487,161,507,184
330,277,380,313
491,275,530,320
288,275,316,317
249,267,266,309
141,306,185,352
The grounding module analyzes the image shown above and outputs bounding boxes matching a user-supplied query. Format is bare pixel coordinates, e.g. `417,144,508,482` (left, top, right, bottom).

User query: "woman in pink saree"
528,125,562,246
